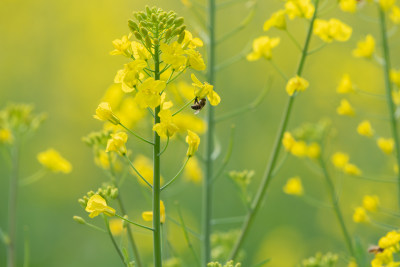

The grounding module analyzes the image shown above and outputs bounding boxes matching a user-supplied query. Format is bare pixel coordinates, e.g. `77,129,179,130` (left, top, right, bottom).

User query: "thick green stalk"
378,6,400,208
202,0,216,265
228,0,320,260
7,143,19,267
153,30,163,267
319,157,355,256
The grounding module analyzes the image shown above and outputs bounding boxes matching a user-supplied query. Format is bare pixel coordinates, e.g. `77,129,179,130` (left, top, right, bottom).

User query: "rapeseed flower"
153,109,179,138
135,78,166,109
357,120,374,137
263,10,286,31
282,132,296,151
377,137,394,154
142,200,166,223
371,249,397,267
362,195,379,212
106,132,128,156
331,152,350,169
313,18,352,43
160,42,187,70
307,142,321,159
114,60,147,93
191,74,221,106
390,5,400,23
37,149,72,173
337,99,355,116
182,30,203,49
286,75,309,96
337,74,355,94
283,176,304,196
0,128,13,144
378,231,400,249
85,194,115,218
186,130,200,157
290,141,308,157
353,207,368,223
353,34,375,59
246,36,280,61
344,163,362,176
339,0,358,13
284,0,315,20
132,41,151,60
110,34,133,57
94,102,120,125
185,49,206,70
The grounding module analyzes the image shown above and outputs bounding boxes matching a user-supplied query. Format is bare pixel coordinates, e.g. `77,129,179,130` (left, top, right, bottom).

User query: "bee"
368,245,384,254
191,97,206,114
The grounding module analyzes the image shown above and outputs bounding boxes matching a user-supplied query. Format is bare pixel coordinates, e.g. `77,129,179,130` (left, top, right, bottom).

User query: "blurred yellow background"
1,0,399,266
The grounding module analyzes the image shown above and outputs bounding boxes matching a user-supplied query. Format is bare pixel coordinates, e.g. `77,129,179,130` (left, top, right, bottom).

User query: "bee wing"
194,110,200,115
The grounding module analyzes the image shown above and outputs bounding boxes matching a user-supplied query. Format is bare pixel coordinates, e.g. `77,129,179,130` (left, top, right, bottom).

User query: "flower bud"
146,6,151,16
166,17,174,25
177,31,185,44
164,29,172,40
87,190,95,197
128,20,139,32
151,13,157,22
174,17,184,27
93,102,120,125
78,198,86,208
111,188,119,199
138,11,146,20
140,27,148,37
145,35,152,48
73,216,86,225
134,31,142,40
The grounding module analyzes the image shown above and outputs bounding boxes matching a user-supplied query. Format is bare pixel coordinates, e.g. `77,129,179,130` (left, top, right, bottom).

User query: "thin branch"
119,123,154,145
161,157,191,191
124,155,153,189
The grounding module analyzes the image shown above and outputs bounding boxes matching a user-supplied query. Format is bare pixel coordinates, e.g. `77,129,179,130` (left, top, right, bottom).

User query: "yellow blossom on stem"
284,0,315,20
283,176,304,196
94,102,120,125
184,157,203,184
378,231,400,249
344,163,362,176
263,10,286,31
132,41,152,60
379,0,396,11
106,132,128,156
313,18,352,43
246,36,280,61
37,149,72,173
307,142,321,159
85,194,115,218
186,130,200,157
352,34,375,59
390,5,400,23
357,120,374,137
362,195,380,212
110,34,133,57
353,207,369,223
286,75,309,96
339,0,358,13
0,128,13,144
377,137,394,154
153,110,179,138
390,69,400,87
337,74,355,94
337,99,355,116
142,200,165,223
109,219,124,236
282,132,296,151
160,42,187,70
290,141,308,157
182,30,203,49
331,152,350,169
371,249,396,267
191,74,221,106
185,49,206,71
114,60,147,93
135,78,166,109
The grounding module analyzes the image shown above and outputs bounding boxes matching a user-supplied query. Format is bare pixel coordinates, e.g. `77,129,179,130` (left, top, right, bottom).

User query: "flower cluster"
331,152,362,176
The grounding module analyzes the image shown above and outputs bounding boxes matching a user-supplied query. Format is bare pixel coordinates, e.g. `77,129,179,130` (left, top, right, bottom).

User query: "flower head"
286,75,309,96
331,152,350,169
142,200,166,223
94,102,120,125
377,137,394,154
357,120,374,137
110,34,133,57
337,74,355,94
0,128,13,144
344,163,362,176
185,49,206,70
378,231,400,249
182,30,203,49
85,194,115,218
285,0,315,20
106,132,128,156
247,36,280,61
135,78,166,109
353,207,369,223
363,195,380,212
160,42,187,70
339,0,358,13
353,34,375,59
283,176,304,196
313,18,352,43
153,109,179,138
37,149,72,173
263,10,286,31
114,60,147,93
337,99,355,116
186,130,200,157
191,74,221,106
390,5,400,24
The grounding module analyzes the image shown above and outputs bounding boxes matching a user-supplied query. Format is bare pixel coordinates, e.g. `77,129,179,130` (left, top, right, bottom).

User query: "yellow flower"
160,42,187,70
390,5,400,24
339,0,358,13
377,137,394,154
184,157,203,184
362,195,379,212
101,84,124,109
336,99,355,116
142,200,166,224
283,176,304,196
132,41,152,60
313,18,352,43
37,149,72,173
344,163,362,176
286,75,309,96
247,36,280,61
153,109,179,138
185,49,206,70
353,207,368,223
285,0,315,20
0,128,13,144
174,113,206,134
85,194,115,218
347,259,358,267
132,155,164,186
106,132,128,156
135,78,166,109
307,142,321,159
110,34,133,57
380,0,396,11
282,132,296,151
290,141,308,157
191,74,221,106
390,69,400,87
357,120,374,137
114,60,147,93
186,130,200,157
371,249,396,267
378,231,400,249
94,102,120,125
331,152,350,169
352,34,375,59
115,97,146,129
263,10,286,31
182,30,203,49
337,74,355,94
109,219,124,236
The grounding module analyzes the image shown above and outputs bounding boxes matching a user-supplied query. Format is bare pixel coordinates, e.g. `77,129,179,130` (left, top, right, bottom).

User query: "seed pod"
174,17,184,27
134,31,142,40
128,20,139,32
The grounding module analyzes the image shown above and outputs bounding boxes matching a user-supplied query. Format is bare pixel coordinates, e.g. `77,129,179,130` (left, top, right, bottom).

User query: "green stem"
211,126,235,183
19,168,47,186
158,135,170,156
161,157,190,191
119,123,154,145
115,214,154,232
177,203,200,267
104,215,127,267
124,155,153,189
378,5,400,209
228,0,320,260
319,157,355,257
153,26,163,267
203,0,216,265
172,97,196,116
285,29,302,52
7,142,19,267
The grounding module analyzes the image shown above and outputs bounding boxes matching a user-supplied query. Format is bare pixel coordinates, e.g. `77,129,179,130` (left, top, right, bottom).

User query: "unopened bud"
78,198,86,207
140,27,148,37
134,31,142,40
138,11,146,20
174,17,184,27
87,190,95,197
164,29,172,40
151,14,157,22
166,17,174,25
73,216,86,225
128,20,139,32
146,6,151,16
145,36,152,48
177,31,185,43
111,188,119,198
